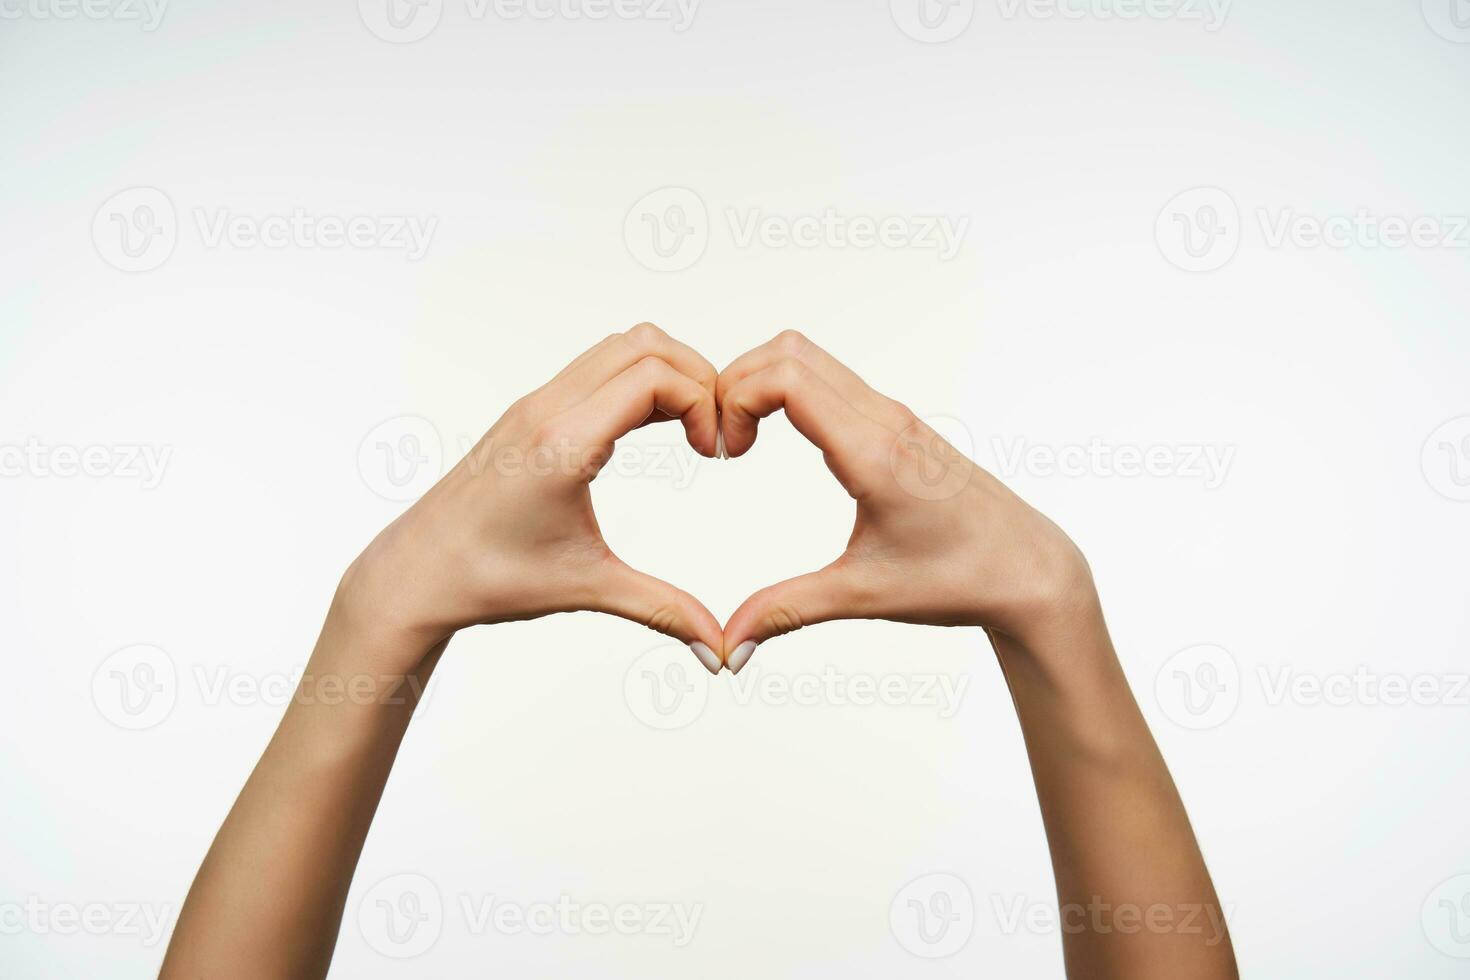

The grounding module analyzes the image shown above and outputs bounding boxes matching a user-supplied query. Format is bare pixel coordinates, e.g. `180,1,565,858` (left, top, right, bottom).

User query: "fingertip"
689,641,723,675
727,640,759,675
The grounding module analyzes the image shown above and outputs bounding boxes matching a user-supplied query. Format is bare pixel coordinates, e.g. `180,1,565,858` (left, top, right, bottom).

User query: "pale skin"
159,325,1238,979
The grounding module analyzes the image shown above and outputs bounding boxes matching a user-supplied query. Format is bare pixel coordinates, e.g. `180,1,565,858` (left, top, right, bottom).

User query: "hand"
337,323,727,675
717,331,1099,673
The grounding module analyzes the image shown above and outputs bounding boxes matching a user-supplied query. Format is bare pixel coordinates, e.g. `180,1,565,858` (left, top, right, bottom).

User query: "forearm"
992,604,1237,980
160,601,444,980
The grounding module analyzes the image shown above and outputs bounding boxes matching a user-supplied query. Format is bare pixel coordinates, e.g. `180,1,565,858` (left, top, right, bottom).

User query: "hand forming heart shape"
338,324,1095,680
167,332,1238,980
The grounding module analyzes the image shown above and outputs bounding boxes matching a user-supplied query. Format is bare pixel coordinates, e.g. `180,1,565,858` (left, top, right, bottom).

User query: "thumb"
722,561,868,674
589,559,726,675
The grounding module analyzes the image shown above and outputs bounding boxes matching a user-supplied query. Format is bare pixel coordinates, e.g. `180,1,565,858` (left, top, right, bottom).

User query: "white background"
2,0,1468,976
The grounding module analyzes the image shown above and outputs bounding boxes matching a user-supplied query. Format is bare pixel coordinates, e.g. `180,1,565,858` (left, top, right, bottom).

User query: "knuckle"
634,354,667,377
889,398,919,427
763,601,805,637
627,322,664,346
503,393,538,426
772,328,810,356
530,418,575,450
644,604,679,636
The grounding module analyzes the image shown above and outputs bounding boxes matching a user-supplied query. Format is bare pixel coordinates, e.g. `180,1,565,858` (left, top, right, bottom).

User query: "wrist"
324,568,445,677
986,534,1115,688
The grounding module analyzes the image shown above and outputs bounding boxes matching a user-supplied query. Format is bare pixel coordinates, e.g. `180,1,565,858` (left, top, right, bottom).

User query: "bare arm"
160,324,727,978
159,617,445,978
991,611,1236,977
715,330,1237,979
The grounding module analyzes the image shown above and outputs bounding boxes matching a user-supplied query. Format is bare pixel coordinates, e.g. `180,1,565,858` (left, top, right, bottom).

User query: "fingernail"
690,642,722,675
727,640,758,675
715,427,727,460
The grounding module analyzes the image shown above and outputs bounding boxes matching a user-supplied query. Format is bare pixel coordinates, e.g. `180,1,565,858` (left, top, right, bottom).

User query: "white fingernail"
727,640,758,675
715,427,727,460
690,642,723,675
